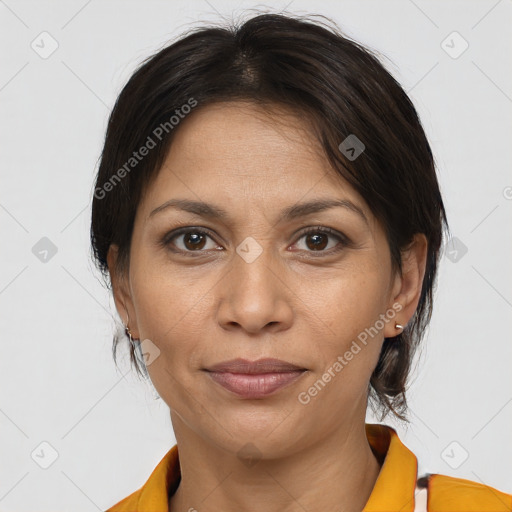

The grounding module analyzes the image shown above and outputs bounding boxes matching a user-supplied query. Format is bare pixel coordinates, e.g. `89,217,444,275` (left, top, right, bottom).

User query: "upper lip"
204,358,306,374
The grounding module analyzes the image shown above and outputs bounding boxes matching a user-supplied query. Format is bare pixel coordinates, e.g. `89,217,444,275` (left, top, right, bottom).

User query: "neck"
168,414,382,512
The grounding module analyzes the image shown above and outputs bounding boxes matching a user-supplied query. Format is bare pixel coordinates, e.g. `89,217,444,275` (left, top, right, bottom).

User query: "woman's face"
109,101,414,456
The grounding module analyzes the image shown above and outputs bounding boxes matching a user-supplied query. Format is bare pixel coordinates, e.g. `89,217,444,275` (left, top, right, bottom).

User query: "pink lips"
204,358,307,399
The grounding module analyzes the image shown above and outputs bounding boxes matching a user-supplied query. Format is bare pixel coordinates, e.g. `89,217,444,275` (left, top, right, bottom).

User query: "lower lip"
206,370,306,399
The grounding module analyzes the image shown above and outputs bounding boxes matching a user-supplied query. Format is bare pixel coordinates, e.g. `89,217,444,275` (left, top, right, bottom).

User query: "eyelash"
160,226,351,258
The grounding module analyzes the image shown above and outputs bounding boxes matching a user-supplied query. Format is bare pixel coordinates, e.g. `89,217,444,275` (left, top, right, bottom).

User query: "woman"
90,12,512,512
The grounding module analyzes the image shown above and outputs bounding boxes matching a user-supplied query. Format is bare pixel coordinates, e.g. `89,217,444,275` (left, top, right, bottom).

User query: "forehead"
138,101,367,221
169,100,324,168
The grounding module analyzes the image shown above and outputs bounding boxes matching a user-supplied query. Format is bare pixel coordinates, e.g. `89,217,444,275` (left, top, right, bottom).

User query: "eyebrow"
148,198,368,225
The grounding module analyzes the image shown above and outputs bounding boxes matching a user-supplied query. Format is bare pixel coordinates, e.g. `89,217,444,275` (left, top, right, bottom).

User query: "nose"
216,242,294,335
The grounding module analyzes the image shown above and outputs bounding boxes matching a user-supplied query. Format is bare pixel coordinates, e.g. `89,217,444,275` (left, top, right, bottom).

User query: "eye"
161,226,350,257
162,227,221,255
291,226,349,255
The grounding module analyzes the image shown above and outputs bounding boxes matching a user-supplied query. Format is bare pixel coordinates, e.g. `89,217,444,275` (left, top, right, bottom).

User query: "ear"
384,233,428,338
107,244,140,339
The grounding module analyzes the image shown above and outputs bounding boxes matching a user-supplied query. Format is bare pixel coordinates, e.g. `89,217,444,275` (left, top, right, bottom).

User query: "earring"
395,323,404,332
124,314,139,343
123,316,156,395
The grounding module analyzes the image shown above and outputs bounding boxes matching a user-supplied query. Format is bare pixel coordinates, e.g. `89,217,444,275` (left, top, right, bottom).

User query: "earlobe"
107,244,138,336
384,234,428,338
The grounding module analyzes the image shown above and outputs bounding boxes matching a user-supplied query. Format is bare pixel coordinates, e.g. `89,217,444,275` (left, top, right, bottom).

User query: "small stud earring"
395,323,404,331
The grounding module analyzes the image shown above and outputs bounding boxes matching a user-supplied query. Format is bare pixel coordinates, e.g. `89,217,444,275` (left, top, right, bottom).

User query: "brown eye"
182,231,207,250
163,228,220,254
304,232,329,251
292,227,349,256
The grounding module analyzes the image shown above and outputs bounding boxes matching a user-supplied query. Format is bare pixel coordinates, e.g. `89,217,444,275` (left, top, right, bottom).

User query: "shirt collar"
132,423,418,512
363,423,418,512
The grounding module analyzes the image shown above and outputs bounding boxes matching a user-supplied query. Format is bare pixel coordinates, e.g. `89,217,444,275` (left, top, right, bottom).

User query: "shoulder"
103,444,179,511
426,473,512,511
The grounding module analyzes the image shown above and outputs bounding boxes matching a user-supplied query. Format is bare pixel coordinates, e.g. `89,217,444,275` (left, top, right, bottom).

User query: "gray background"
1,0,511,510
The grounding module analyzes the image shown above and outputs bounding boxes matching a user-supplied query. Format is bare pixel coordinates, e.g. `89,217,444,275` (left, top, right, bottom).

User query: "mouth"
203,358,308,399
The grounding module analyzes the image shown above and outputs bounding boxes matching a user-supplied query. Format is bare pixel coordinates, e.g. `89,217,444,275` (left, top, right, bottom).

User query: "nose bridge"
218,232,292,331
232,234,280,297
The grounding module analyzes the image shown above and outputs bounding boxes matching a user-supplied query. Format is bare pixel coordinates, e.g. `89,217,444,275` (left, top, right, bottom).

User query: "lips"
204,358,307,399
205,357,306,374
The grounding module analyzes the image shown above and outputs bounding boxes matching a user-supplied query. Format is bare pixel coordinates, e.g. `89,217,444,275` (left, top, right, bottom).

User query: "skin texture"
107,101,427,512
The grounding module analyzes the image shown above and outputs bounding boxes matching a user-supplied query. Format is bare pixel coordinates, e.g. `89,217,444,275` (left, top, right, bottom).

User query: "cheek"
299,262,390,381
127,277,194,383
130,272,208,406
307,261,390,335
130,246,211,335
298,278,386,414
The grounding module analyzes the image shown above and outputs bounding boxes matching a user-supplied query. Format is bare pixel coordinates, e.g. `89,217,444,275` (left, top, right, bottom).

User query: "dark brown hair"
90,12,448,422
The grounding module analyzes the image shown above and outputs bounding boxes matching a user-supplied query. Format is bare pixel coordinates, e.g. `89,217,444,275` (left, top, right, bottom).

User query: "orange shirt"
105,423,512,511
